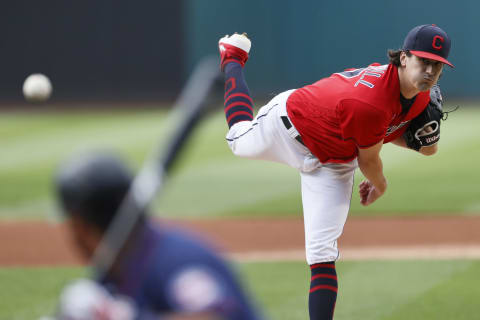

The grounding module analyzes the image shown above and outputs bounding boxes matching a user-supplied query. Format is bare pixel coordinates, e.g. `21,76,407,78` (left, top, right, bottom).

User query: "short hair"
387,49,412,67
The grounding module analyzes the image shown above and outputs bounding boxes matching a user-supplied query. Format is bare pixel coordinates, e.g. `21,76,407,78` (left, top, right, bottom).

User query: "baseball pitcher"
217,24,453,319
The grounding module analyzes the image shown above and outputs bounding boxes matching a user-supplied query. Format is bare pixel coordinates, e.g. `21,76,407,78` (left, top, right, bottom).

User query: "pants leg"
225,90,311,170
300,162,355,320
300,162,356,264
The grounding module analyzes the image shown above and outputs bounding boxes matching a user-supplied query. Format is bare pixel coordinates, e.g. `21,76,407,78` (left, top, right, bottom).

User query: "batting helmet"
55,152,133,231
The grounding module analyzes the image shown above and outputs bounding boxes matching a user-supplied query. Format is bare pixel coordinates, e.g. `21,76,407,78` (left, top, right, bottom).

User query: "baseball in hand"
359,180,381,206
22,73,52,102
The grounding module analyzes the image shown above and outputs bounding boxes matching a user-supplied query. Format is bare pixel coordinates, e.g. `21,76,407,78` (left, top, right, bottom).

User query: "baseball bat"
91,56,222,280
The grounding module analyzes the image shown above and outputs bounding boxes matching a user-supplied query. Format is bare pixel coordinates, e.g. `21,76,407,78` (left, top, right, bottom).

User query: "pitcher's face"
401,52,444,92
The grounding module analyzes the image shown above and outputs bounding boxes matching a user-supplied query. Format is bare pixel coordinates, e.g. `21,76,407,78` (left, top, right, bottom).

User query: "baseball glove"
403,84,444,151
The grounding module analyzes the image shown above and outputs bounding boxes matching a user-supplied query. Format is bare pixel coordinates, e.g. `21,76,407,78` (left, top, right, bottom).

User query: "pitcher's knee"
228,140,264,159
226,121,265,158
306,243,339,265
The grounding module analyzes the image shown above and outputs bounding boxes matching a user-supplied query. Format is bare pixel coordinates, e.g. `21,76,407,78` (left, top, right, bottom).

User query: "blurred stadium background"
1,1,478,103
1,1,480,319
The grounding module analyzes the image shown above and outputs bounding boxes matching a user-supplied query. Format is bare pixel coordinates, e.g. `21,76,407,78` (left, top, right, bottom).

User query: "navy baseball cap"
402,24,454,68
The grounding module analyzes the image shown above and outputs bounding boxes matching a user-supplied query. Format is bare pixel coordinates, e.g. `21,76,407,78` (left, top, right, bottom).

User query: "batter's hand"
359,180,383,206
56,278,136,320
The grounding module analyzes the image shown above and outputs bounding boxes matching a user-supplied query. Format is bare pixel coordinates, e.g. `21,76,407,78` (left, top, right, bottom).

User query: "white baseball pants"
226,90,357,264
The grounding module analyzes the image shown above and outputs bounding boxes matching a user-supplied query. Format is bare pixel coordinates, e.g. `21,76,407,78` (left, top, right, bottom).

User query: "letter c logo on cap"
432,35,444,50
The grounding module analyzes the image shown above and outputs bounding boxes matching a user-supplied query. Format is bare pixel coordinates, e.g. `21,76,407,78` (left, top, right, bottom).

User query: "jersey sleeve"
337,99,388,148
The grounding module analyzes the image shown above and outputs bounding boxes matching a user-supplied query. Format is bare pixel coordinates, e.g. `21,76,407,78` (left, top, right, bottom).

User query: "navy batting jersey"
100,221,263,319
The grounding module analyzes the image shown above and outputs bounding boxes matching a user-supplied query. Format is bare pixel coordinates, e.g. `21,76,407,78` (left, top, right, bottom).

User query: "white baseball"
22,73,52,102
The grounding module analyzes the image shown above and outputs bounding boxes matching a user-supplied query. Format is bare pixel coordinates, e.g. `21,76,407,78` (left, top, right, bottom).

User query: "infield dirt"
1,215,480,266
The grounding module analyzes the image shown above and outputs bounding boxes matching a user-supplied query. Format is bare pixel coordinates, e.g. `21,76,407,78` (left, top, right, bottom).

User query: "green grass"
0,109,170,219
241,260,480,320
2,260,479,319
0,104,479,219
0,267,85,320
1,103,477,319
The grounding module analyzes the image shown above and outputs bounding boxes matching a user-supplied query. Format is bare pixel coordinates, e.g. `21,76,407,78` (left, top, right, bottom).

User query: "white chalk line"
230,245,480,262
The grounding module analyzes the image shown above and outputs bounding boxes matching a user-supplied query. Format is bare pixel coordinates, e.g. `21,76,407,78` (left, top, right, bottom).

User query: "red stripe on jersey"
310,284,338,294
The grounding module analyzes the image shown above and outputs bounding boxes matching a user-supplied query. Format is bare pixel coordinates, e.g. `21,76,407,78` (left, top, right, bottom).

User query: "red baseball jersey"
286,63,430,163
